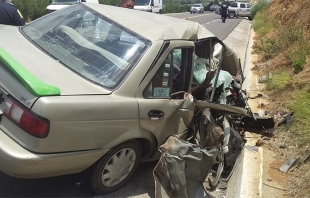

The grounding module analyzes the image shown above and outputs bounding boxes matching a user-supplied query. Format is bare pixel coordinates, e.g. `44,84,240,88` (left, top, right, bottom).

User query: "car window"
144,48,193,98
22,4,150,90
231,2,237,7
246,4,252,8
135,0,150,6
240,4,246,8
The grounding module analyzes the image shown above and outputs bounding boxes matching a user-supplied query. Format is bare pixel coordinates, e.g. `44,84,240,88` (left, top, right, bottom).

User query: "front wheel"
228,12,235,18
90,140,142,194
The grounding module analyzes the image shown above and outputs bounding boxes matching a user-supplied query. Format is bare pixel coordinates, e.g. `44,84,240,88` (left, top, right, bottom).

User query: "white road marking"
206,22,211,25
259,147,263,198
182,13,212,20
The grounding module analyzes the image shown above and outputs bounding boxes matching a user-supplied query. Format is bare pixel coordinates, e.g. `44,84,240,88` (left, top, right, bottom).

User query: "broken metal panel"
240,115,275,133
279,158,298,173
154,136,217,198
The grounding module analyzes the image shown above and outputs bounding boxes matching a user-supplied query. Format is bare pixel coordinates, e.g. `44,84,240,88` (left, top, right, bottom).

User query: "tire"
248,16,252,21
90,140,142,194
228,12,235,18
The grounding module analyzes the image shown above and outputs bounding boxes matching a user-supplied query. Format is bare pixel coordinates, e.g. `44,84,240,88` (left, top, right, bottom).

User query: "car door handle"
148,110,165,120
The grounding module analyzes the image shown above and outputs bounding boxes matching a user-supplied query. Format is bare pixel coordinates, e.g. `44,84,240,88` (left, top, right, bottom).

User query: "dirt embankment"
252,0,310,197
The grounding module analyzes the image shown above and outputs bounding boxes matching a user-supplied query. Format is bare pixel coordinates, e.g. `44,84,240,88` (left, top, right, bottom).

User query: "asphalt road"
166,12,243,40
0,12,243,198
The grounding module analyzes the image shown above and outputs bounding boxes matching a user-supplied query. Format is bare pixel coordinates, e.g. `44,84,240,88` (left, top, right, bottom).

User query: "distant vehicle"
46,0,99,14
221,2,252,20
190,3,204,14
210,4,219,12
133,0,163,14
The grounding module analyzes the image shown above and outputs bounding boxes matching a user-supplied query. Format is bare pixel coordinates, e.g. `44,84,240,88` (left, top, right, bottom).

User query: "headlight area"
3,97,50,138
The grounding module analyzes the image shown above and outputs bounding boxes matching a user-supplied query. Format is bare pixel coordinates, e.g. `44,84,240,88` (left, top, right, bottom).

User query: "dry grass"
252,0,310,195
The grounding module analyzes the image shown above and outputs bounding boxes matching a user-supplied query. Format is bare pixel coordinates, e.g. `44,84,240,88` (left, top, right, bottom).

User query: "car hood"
0,25,111,96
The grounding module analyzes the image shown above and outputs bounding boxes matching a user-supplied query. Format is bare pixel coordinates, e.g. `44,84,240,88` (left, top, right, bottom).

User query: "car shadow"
0,161,157,198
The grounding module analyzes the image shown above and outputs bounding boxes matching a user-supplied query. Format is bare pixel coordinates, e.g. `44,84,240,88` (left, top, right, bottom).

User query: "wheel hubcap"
101,148,136,187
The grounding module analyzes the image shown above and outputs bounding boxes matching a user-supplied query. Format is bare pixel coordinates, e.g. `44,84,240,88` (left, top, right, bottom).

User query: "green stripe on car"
0,47,61,96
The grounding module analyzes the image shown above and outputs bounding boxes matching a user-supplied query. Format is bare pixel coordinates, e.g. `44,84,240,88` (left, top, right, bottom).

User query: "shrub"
252,38,279,60
252,10,273,37
278,24,309,72
266,71,292,91
250,0,270,19
12,0,50,21
289,90,310,135
163,3,187,13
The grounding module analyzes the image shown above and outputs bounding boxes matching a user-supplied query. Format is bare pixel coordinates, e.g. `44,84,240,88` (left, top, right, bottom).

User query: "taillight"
3,97,49,138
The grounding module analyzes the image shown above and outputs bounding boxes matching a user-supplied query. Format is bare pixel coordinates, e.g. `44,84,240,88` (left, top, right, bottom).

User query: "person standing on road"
220,3,228,23
0,0,25,26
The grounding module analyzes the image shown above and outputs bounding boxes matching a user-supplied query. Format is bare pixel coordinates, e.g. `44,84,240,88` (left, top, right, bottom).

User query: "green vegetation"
252,1,309,72
266,71,291,91
12,0,50,21
289,90,310,136
163,4,189,13
252,38,278,60
252,12,272,37
252,0,310,156
98,0,119,6
250,0,269,19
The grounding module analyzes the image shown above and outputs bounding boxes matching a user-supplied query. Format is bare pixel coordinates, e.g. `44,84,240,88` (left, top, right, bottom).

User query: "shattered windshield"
21,4,150,89
135,0,150,6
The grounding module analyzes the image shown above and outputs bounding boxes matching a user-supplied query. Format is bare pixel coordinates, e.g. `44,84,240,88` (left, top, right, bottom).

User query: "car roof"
85,3,214,41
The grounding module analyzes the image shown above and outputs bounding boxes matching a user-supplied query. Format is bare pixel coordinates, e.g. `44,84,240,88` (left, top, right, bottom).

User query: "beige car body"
0,3,239,181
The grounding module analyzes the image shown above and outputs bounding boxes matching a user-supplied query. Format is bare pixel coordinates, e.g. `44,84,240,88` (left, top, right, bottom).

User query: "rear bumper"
0,129,107,178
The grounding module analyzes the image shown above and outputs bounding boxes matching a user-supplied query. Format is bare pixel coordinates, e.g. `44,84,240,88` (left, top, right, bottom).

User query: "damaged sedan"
0,2,246,195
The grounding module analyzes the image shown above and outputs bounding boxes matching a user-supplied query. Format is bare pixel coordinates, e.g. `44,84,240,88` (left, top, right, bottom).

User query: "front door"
136,41,195,145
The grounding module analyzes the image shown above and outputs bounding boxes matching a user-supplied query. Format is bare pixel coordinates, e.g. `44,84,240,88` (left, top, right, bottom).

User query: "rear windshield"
21,4,150,89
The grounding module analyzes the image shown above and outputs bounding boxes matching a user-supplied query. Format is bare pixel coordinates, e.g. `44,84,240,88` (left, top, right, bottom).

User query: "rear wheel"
90,140,142,194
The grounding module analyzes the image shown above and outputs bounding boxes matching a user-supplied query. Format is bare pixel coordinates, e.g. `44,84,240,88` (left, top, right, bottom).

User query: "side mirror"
150,0,154,6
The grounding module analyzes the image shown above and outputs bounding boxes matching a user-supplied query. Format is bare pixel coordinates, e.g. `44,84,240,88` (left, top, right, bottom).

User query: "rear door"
238,3,247,16
245,3,252,16
136,41,195,145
